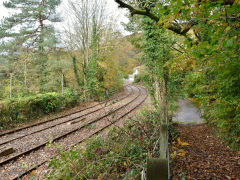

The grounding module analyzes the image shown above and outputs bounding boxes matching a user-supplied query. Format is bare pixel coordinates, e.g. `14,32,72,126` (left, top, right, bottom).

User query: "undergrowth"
47,109,162,179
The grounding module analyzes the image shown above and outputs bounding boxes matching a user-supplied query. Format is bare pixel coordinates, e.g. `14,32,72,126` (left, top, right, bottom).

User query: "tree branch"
198,0,235,6
114,0,194,39
115,0,159,22
171,46,184,54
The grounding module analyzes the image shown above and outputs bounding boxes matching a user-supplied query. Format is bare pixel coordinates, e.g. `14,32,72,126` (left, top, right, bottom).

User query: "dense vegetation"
0,89,79,129
0,0,239,178
116,0,240,148
48,109,177,179
0,0,139,129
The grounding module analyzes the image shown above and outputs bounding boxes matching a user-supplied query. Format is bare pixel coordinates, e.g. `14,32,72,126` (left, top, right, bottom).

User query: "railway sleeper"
0,147,15,157
68,118,86,125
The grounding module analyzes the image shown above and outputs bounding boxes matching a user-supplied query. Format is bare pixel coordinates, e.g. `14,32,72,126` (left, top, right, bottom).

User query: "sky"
0,0,10,19
0,0,129,34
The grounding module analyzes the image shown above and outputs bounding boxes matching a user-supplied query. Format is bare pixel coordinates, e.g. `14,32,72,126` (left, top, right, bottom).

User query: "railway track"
0,86,135,165
0,85,133,147
0,85,132,138
0,85,148,180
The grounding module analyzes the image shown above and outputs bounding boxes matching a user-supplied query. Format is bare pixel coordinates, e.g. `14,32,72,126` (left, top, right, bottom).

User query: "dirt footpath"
170,99,240,179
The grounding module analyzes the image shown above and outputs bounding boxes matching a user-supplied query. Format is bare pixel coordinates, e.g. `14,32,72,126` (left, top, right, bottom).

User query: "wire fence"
0,72,69,101
0,72,120,102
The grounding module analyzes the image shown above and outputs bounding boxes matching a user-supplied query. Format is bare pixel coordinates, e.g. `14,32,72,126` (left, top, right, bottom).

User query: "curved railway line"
0,85,133,146
0,85,148,180
0,85,132,138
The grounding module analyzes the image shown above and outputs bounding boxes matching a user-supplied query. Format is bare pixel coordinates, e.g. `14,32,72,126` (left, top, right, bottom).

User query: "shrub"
123,74,129,79
0,89,81,129
184,72,240,149
134,72,149,84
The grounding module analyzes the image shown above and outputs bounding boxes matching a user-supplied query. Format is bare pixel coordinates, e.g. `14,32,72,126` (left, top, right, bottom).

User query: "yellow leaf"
181,142,190,146
235,0,240,4
147,151,152,158
177,149,187,156
225,26,231,32
170,151,177,159
177,137,190,146
29,170,36,176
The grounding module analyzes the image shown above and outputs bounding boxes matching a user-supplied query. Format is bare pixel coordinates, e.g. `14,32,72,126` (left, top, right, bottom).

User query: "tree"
0,0,62,92
115,0,239,41
64,0,122,98
0,0,61,49
116,0,240,170
117,0,239,177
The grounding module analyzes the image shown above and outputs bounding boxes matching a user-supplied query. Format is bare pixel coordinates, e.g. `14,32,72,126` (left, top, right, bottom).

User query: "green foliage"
120,0,240,149
184,71,240,148
72,56,81,88
48,109,162,179
134,71,150,85
133,0,240,147
176,2,240,148
123,74,129,79
168,123,179,142
0,89,80,129
87,18,99,96
0,0,61,47
0,0,62,94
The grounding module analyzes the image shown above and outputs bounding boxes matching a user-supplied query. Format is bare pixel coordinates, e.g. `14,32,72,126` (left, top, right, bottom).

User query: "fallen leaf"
177,137,190,146
177,149,187,156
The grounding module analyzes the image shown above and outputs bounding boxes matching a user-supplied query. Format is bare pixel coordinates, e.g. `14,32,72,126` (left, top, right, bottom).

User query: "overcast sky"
0,0,129,34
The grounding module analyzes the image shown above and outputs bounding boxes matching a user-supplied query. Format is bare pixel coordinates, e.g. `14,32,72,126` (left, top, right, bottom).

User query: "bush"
134,72,149,84
0,89,80,129
123,74,129,79
184,72,240,149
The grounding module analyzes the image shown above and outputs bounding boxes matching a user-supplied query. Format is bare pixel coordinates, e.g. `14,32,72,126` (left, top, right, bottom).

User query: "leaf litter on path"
170,124,240,180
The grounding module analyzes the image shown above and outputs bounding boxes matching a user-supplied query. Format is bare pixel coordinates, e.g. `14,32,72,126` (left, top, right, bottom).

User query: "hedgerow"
0,89,80,129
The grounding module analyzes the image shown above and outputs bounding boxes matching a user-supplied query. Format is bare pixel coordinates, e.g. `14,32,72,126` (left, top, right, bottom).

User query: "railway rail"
0,85,132,138
0,85,136,165
0,85,133,146
0,85,148,180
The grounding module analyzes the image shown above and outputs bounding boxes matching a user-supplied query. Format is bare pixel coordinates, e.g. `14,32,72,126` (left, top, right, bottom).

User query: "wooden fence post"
147,158,168,180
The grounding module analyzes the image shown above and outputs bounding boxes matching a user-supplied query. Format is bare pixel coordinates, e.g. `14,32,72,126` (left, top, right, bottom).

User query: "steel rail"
14,86,148,180
0,86,134,147
0,86,141,167
0,85,132,138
